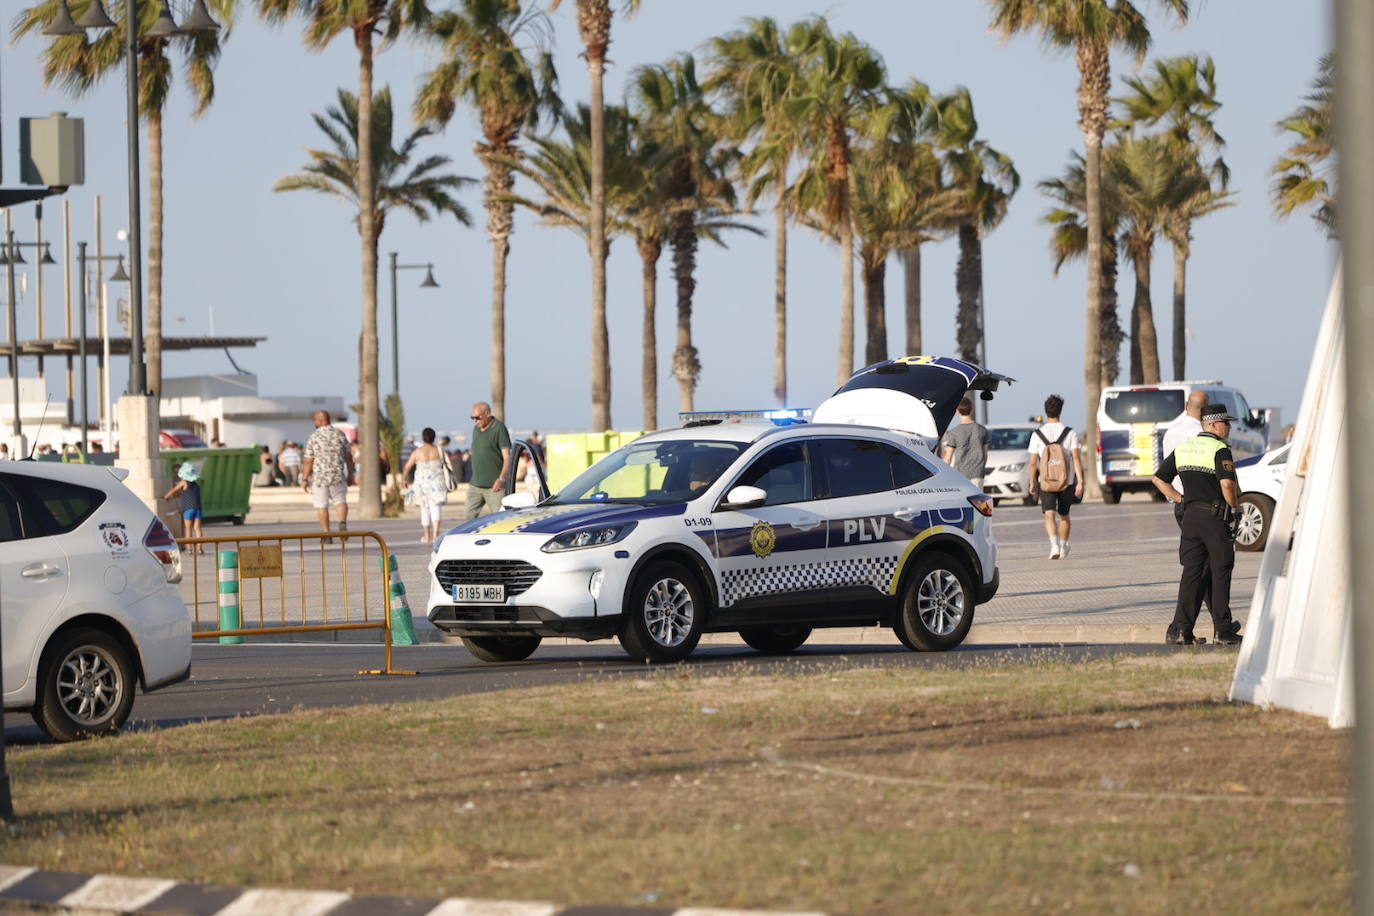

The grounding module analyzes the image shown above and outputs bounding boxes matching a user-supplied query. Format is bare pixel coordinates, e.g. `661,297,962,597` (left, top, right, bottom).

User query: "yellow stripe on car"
886,525,948,594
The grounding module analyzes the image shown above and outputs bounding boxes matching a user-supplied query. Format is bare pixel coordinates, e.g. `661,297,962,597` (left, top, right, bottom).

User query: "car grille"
434,559,542,597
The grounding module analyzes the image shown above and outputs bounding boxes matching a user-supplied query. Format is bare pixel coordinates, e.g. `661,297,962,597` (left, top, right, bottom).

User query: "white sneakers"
1048,539,1072,560
1060,541,1072,559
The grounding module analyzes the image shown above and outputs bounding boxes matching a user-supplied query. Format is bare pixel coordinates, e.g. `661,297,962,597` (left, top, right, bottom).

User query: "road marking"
60,876,177,912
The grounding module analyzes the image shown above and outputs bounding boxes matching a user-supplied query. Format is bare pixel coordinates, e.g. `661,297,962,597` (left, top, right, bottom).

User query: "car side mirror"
720,485,767,510
501,491,536,510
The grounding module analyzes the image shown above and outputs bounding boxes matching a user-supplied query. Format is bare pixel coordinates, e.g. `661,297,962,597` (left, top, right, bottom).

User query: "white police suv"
427,356,1010,663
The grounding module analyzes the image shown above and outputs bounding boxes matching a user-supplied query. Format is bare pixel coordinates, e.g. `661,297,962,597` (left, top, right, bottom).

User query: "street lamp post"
4,234,57,441
77,243,130,456
388,252,439,397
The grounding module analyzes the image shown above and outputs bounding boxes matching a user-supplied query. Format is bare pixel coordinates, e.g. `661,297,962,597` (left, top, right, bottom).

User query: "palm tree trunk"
1100,242,1122,387
1129,291,1142,385
773,190,787,406
355,28,381,519
1172,238,1188,380
955,222,981,364
670,211,700,412
588,49,611,432
1077,39,1110,500
147,109,164,397
639,238,661,431
1133,245,1161,383
901,245,922,354
862,252,887,365
837,188,855,386
481,145,517,423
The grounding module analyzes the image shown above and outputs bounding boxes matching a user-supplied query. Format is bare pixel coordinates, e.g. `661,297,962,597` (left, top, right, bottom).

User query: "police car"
427,356,1011,663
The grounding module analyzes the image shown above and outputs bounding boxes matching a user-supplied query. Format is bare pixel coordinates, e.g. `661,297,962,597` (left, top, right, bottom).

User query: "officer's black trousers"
1171,505,1235,636
1173,502,1211,610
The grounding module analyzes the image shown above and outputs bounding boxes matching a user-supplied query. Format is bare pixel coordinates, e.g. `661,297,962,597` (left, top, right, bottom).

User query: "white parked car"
981,424,1037,506
1234,444,1291,552
428,356,1009,663
1,461,191,741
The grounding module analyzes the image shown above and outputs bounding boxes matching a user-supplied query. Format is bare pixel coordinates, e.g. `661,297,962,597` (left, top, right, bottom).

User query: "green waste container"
163,447,259,524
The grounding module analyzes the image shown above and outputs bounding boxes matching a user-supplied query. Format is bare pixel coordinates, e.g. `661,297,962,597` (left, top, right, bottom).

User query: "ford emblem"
475,538,491,546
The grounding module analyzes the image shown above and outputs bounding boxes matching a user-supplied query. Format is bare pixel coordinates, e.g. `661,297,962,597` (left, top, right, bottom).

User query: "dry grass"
2,652,1350,914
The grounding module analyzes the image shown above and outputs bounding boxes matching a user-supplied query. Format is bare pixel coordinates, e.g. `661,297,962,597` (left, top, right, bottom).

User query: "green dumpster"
162,447,259,524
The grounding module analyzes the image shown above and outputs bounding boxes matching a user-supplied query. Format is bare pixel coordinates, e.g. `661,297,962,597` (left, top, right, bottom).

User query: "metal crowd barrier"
177,531,415,676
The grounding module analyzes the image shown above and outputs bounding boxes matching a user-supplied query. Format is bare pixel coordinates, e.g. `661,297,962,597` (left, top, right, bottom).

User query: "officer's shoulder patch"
1221,460,1235,472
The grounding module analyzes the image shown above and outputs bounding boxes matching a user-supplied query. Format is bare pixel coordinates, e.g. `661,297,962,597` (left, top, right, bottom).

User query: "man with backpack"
1027,394,1085,559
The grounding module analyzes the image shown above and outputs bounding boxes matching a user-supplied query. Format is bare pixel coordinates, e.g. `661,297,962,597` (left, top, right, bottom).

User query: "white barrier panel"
1230,268,1354,728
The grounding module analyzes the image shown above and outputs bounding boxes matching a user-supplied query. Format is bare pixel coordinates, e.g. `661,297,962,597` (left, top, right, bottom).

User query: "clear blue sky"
3,0,1336,438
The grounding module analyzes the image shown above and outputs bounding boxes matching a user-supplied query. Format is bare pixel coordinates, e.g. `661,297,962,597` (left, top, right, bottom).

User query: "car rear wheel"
32,628,136,742
460,635,542,662
739,625,812,654
1236,494,1275,552
894,553,974,652
619,561,705,663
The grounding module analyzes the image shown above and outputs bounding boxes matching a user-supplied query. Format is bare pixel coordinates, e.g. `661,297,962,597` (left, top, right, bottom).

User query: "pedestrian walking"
1152,403,1245,645
1027,394,1085,559
164,462,205,548
464,401,512,522
403,427,451,545
278,440,303,486
940,398,990,488
301,410,356,537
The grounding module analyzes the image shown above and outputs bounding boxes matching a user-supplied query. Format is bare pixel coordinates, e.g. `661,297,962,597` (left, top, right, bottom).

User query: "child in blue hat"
164,462,204,550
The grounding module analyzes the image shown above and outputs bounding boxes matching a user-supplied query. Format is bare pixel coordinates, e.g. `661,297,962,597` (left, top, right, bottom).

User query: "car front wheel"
32,628,136,742
619,561,705,663
1236,494,1275,552
461,635,542,662
894,553,974,652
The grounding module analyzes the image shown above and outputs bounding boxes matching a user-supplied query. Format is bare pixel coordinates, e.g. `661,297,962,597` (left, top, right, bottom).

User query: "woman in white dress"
402,427,451,544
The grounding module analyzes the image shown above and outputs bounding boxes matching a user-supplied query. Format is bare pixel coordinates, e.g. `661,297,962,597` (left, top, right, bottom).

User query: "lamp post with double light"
4,237,58,441
388,253,438,398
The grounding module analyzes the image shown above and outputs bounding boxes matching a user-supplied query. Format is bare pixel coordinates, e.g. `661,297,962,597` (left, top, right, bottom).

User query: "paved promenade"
224,487,1259,647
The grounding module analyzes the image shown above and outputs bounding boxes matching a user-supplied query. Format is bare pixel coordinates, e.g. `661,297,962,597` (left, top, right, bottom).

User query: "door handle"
792,520,822,531
21,563,61,580
894,508,918,520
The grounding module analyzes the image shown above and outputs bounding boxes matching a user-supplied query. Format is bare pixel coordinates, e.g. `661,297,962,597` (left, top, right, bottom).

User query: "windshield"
988,428,1033,451
550,439,746,505
1103,389,1186,424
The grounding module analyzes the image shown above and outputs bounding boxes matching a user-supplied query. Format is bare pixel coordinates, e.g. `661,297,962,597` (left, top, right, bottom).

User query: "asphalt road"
6,495,1254,745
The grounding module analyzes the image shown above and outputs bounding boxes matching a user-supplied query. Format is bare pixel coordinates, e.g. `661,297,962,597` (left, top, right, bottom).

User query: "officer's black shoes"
1214,621,1243,646
1165,627,1198,645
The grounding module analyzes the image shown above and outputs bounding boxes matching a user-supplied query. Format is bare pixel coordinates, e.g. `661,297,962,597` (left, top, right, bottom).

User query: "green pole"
217,549,244,645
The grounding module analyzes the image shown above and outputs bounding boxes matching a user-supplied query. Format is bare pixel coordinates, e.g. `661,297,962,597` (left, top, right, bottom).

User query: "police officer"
1152,403,1244,645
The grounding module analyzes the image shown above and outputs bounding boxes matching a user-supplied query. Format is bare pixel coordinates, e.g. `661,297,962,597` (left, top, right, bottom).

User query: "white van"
1096,381,1269,503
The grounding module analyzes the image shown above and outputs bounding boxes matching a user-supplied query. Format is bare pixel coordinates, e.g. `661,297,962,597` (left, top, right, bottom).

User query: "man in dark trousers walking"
1152,403,1245,645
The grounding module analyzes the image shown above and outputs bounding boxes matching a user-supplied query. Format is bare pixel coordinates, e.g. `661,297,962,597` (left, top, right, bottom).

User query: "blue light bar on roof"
679,408,813,427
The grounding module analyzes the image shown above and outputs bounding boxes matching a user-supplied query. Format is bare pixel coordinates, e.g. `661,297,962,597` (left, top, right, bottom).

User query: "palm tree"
1272,53,1335,237
414,0,558,425
934,87,1019,368
629,54,748,412
274,86,472,244
706,16,806,405
1040,152,1125,387
15,0,239,398
1116,54,1231,378
786,18,890,385
257,0,432,519
549,0,641,430
988,0,1188,499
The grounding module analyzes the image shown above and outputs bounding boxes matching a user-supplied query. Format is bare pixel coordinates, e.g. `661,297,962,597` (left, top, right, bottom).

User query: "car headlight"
997,462,1026,473
542,521,637,552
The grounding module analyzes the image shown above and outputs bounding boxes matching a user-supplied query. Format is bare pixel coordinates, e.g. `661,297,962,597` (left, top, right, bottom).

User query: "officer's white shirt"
1162,415,1202,490
1027,421,1081,485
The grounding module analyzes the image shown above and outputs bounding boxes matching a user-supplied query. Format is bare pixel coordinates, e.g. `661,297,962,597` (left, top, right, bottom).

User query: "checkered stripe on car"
721,561,834,604
828,554,899,593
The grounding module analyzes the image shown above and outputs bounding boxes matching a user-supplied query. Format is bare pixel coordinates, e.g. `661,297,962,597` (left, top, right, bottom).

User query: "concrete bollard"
217,549,244,645
380,553,419,646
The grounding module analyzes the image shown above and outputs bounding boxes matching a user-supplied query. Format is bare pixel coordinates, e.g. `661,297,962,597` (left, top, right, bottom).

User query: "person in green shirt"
464,401,512,521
